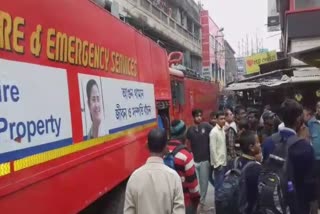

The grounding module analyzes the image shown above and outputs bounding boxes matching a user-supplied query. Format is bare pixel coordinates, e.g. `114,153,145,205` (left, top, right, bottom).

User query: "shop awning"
226,67,320,91
225,82,261,91
225,76,290,91
289,46,320,68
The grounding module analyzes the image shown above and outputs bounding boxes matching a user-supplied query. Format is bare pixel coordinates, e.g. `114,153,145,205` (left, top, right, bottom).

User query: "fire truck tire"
102,181,126,214
79,181,127,214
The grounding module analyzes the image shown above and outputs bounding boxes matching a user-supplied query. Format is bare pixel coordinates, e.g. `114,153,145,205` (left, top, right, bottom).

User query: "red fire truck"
0,0,219,213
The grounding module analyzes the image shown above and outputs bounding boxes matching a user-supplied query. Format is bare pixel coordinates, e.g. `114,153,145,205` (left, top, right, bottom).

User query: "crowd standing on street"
124,99,320,214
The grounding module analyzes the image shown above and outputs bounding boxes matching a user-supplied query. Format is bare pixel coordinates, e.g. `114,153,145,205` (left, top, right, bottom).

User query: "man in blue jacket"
316,101,320,120
304,106,320,207
262,99,316,214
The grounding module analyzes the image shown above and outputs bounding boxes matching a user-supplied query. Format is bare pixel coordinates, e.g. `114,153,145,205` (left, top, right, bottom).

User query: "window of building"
91,0,111,12
295,0,320,10
194,27,200,40
187,18,193,32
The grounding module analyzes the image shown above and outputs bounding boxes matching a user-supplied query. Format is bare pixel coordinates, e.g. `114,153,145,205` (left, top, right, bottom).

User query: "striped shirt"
168,140,200,206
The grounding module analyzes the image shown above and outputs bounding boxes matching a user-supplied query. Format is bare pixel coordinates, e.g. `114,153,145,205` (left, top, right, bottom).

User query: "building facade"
224,41,237,83
279,0,320,67
201,10,225,84
94,0,202,72
226,0,320,109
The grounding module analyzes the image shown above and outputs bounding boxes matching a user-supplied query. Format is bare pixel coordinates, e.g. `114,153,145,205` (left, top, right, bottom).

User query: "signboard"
202,66,212,80
245,51,277,74
267,0,280,32
259,48,269,53
79,74,156,140
236,57,246,74
0,59,72,163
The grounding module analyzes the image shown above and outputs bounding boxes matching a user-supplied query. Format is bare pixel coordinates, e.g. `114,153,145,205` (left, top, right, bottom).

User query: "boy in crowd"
225,108,238,161
168,120,200,214
259,105,271,126
237,130,262,214
186,109,213,210
258,111,275,144
263,99,316,214
234,105,247,124
247,108,260,133
209,111,227,191
209,111,217,127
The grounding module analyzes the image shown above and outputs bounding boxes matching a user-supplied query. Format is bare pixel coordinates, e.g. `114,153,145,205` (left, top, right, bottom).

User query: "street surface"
202,184,215,214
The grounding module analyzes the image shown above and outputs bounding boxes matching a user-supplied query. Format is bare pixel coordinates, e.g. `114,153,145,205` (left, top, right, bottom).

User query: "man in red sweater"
168,120,200,214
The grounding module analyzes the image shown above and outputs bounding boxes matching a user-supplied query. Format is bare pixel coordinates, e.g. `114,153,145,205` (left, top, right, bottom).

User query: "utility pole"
241,38,244,57
256,33,259,53
246,34,249,56
251,37,254,55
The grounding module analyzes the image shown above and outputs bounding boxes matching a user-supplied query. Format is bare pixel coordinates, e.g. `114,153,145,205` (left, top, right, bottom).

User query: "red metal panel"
150,42,171,100
0,129,151,213
0,0,163,212
0,0,139,80
135,33,153,84
68,70,84,144
286,6,320,14
184,79,219,123
290,0,295,11
170,77,219,126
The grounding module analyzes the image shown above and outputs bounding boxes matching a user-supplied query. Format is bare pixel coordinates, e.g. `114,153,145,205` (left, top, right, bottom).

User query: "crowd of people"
123,99,320,214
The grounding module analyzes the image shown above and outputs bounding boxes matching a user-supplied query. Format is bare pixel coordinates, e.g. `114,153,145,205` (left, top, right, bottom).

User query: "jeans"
315,160,320,206
185,204,196,214
195,161,210,205
209,166,215,187
214,166,225,192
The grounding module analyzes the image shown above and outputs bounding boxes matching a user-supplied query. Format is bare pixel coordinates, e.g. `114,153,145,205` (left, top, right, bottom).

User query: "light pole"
214,28,224,83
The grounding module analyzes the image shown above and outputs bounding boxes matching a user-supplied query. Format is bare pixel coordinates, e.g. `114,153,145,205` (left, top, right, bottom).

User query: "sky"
199,0,281,56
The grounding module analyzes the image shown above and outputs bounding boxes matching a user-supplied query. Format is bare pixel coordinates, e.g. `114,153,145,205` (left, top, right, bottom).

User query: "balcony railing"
139,0,201,46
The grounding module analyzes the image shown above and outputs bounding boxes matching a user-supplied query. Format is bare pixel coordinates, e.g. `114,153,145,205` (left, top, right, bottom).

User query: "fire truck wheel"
102,181,126,214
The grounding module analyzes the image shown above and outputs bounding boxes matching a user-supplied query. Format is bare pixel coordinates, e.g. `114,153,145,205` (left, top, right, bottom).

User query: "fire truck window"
295,0,320,10
171,80,178,105
177,82,185,105
171,81,184,106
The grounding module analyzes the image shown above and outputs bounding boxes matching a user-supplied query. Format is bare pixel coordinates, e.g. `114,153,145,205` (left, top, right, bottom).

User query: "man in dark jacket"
259,111,275,144
237,130,262,214
186,109,213,210
316,101,320,120
247,108,260,133
262,99,316,214
304,106,320,209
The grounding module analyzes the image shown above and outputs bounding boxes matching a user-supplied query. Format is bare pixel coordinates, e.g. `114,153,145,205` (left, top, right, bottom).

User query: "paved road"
202,183,215,214
201,185,320,214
